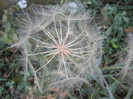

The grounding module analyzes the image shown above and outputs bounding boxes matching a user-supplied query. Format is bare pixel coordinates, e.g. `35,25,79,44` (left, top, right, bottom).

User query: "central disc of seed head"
57,43,68,54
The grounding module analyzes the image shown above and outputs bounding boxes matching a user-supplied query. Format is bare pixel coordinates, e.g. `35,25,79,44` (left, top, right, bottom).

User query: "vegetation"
0,0,133,98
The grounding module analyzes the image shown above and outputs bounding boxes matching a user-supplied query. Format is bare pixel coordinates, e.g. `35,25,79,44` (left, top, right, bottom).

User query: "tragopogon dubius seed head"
9,3,105,93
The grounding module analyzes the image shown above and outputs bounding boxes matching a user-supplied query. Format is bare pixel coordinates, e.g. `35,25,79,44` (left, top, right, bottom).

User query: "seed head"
9,3,104,92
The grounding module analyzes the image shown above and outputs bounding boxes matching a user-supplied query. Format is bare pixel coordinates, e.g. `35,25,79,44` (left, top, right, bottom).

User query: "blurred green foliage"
83,0,133,64
0,5,31,98
0,0,16,14
0,0,133,98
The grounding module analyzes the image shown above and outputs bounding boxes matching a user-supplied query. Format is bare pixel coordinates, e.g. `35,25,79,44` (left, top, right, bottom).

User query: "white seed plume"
8,4,105,93
122,32,133,77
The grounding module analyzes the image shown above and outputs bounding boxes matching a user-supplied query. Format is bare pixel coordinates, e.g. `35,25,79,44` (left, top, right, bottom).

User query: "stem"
28,61,42,93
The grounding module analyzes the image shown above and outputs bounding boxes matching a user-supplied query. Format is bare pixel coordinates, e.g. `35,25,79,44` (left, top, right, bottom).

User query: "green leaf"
111,38,118,43
121,11,126,16
17,85,24,90
112,43,118,48
3,10,8,14
117,26,123,32
110,81,118,93
123,17,129,23
106,26,112,35
2,14,7,22
2,33,11,44
6,82,11,87
0,87,4,94
2,38,10,44
5,22,11,33
12,34,18,43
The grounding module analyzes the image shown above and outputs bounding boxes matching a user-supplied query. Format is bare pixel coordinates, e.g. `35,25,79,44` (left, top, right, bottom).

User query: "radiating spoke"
28,49,56,56
69,50,92,54
63,20,70,45
41,28,58,45
54,19,60,44
67,52,86,59
67,35,87,48
36,52,58,72
37,45,56,48
64,52,78,67
58,61,62,71
61,53,68,78
68,45,90,51
68,17,90,21
66,31,85,46
39,25,58,45
44,50,58,58
29,36,54,46
59,20,63,44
